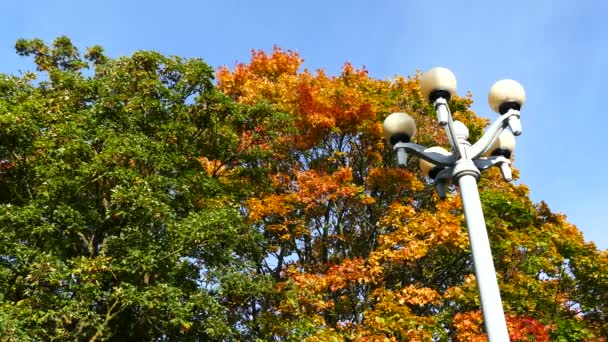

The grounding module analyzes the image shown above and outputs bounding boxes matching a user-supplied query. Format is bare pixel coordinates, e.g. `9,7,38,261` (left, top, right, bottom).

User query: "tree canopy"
0,37,606,341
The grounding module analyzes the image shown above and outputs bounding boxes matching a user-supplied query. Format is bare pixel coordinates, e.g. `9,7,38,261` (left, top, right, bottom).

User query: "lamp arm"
394,142,457,167
434,167,454,200
474,155,513,182
435,98,462,157
473,155,510,171
435,167,454,182
469,110,519,159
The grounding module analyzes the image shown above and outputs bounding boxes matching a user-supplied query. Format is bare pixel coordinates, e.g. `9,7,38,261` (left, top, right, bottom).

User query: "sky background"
0,0,606,249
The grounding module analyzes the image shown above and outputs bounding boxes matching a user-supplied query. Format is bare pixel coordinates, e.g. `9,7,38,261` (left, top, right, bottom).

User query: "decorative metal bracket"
469,109,520,159
473,155,510,171
393,142,457,167
394,142,514,185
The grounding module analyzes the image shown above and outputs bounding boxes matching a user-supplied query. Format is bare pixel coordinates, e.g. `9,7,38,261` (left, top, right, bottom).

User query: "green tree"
0,36,286,341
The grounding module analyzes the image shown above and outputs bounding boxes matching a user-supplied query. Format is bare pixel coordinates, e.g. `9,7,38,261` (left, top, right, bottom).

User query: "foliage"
0,37,281,341
217,47,608,341
1,38,606,340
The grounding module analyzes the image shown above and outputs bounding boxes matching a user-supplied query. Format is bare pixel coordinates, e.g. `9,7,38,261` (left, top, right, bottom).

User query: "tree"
0,37,283,340
1,38,606,341
217,47,608,341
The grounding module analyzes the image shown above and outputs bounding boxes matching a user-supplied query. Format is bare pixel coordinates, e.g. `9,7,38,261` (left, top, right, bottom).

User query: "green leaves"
0,37,275,340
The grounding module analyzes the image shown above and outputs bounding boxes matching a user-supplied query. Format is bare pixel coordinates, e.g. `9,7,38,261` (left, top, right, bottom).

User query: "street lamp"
382,67,525,342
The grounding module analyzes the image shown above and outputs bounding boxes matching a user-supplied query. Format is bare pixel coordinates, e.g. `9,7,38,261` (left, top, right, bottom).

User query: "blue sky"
1,0,606,249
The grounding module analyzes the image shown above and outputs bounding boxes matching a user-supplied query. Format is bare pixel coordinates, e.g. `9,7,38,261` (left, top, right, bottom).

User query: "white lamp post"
383,67,526,342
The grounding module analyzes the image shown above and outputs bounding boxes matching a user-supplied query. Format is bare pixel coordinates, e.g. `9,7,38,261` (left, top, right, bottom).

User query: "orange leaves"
248,167,361,218
286,259,438,340
246,167,363,242
453,312,551,341
283,258,375,319
371,285,439,312
293,167,360,210
248,47,303,77
211,47,607,341
294,67,378,142
291,257,373,293
270,172,292,191
433,197,468,247
453,311,486,342
217,47,390,149
215,47,608,340
506,315,550,342
216,47,301,104
396,285,440,307
247,167,362,222
216,46,303,104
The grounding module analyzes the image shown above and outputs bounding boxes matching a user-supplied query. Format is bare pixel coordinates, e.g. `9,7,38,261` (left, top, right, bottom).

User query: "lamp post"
382,67,526,342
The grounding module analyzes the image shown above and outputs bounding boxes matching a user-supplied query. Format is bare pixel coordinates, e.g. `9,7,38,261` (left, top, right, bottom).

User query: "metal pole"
458,173,510,341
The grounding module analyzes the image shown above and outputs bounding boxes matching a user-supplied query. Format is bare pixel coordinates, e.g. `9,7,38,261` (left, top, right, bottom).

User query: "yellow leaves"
372,198,466,266
443,285,465,302
267,222,305,241
72,256,113,275
464,273,476,285
359,122,386,165
363,287,435,341
444,275,479,302
372,238,429,265
391,74,424,105
246,194,294,222
304,328,345,342
379,201,416,227
368,121,384,138
366,167,423,194
180,321,192,333
197,157,227,176
371,285,439,312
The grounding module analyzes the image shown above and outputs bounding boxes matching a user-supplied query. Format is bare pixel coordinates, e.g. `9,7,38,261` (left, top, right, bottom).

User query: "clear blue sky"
1,0,606,249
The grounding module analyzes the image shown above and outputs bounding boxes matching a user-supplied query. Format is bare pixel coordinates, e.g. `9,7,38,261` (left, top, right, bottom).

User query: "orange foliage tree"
216,48,607,341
